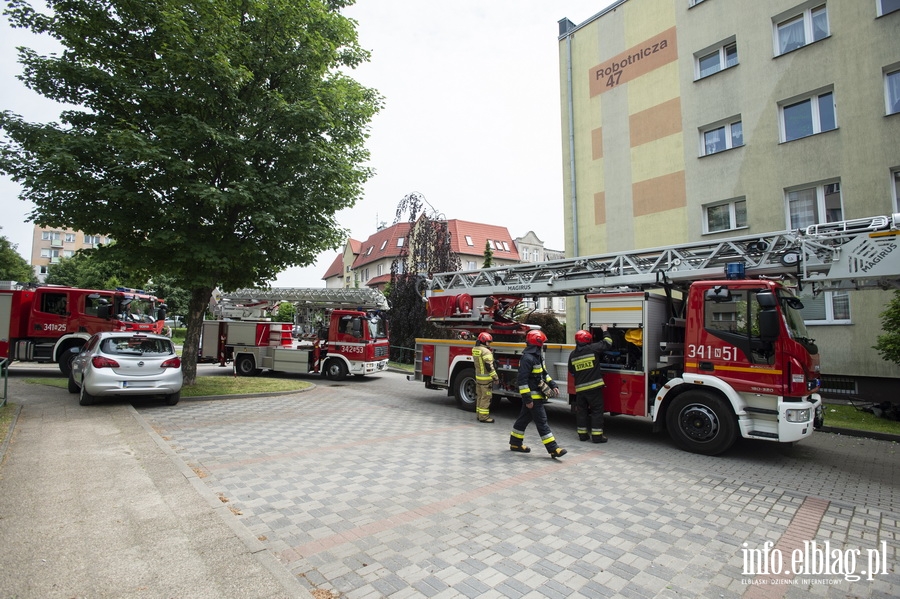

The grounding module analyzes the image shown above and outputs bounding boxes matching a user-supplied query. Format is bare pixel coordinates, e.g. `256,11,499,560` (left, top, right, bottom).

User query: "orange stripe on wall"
594,192,606,225
630,97,682,147
592,127,603,160
632,171,686,217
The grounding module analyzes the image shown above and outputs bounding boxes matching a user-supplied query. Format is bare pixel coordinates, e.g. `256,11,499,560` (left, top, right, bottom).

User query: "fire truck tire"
666,391,737,456
58,349,77,378
235,354,259,377
452,367,477,412
79,385,97,406
67,373,79,394
324,359,348,381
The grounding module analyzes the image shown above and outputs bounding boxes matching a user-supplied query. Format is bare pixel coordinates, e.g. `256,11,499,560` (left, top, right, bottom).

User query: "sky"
0,0,617,287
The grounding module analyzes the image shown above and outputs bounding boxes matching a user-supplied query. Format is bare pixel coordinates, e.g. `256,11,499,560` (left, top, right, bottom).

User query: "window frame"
694,39,738,80
702,198,748,234
885,67,900,116
699,117,743,156
785,181,842,231
798,289,851,325
779,88,837,142
773,3,829,57
891,168,900,213
877,0,900,17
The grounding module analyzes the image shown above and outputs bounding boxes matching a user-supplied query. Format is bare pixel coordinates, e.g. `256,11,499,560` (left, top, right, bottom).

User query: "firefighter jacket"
472,343,499,384
567,335,614,394
517,345,557,400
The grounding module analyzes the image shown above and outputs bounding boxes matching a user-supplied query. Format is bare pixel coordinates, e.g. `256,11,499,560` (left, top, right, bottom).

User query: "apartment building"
558,0,900,396
30,225,112,281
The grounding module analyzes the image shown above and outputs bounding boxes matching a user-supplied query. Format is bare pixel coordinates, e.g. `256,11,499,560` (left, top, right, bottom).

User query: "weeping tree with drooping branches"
387,192,460,363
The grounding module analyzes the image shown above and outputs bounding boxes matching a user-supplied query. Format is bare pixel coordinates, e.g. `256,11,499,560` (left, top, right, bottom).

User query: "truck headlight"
785,408,811,423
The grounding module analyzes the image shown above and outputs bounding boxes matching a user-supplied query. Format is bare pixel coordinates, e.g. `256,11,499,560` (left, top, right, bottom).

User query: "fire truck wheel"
324,359,348,381
666,391,737,456
67,373,79,394
235,354,259,377
79,385,97,406
58,349,77,378
453,367,477,412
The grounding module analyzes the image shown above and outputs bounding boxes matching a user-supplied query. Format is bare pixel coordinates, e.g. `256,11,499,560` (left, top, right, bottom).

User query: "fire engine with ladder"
410,213,900,455
201,287,390,380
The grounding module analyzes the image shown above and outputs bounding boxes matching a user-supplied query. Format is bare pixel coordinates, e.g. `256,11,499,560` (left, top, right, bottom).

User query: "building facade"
558,0,900,396
30,225,112,282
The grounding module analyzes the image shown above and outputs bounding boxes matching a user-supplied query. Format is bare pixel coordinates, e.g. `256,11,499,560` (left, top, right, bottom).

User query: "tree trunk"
181,285,214,386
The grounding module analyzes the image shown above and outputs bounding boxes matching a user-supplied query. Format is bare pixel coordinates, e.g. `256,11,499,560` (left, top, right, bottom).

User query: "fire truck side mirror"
758,310,779,342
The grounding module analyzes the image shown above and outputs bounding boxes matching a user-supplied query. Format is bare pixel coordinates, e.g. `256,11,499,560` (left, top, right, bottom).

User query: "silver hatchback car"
68,332,183,406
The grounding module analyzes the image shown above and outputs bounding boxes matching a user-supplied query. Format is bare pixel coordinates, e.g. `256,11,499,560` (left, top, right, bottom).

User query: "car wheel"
67,373,79,394
79,385,97,406
452,367,477,412
324,359,348,381
58,349,77,378
165,391,181,406
665,390,737,456
234,354,258,377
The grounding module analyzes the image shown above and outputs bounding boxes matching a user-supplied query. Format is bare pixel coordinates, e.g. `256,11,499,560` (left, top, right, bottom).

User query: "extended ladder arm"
214,287,389,311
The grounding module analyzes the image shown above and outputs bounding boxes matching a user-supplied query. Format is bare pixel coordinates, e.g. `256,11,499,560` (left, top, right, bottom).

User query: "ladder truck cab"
410,213,900,455
0,281,167,375
201,287,390,380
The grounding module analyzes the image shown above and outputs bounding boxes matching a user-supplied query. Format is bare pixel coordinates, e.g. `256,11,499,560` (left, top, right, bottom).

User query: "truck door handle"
699,362,714,371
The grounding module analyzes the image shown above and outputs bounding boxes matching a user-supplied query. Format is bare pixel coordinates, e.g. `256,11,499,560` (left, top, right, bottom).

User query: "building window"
892,168,900,213
779,90,836,142
376,264,383,276
64,233,76,243
774,4,828,56
786,182,842,230
700,118,743,156
886,68,900,115
798,289,850,325
494,240,503,251
380,240,387,251
84,234,101,245
695,40,737,79
365,246,373,256
689,0,707,6
466,260,477,270
703,198,747,233
464,235,474,246
502,241,510,251
396,237,404,247
878,0,900,17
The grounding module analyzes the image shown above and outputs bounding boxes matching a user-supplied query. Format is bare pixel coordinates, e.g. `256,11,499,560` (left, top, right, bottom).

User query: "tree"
873,291,900,366
482,240,493,268
45,251,123,289
0,0,381,383
521,311,566,344
387,192,460,363
0,229,37,283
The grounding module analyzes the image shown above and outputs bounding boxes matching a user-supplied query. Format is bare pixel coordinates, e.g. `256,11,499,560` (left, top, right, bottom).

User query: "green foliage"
0,229,37,283
387,192,460,362
873,290,900,366
276,302,295,323
521,311,566,344
0,0,381,383
482,240,493,268
45,251,123,289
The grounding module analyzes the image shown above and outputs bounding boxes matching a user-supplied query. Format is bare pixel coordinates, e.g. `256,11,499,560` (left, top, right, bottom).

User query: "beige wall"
560,0,900,381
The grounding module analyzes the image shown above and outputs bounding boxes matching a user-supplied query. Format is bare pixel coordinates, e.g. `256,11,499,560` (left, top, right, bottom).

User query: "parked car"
67,332,183,406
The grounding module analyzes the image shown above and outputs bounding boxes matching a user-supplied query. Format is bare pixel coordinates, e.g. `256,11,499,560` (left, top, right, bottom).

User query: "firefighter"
509,330,567,458
472,332,499,423
568,326,614,443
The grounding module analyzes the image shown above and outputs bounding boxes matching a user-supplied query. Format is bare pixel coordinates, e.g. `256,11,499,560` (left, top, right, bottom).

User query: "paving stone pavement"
137,371,900,599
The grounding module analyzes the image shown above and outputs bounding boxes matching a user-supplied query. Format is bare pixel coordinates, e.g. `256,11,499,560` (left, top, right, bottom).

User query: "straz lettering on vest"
595,39,668,89
572,356,595,371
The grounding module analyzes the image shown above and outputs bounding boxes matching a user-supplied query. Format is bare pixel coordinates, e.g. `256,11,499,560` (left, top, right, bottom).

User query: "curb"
818,426,900,443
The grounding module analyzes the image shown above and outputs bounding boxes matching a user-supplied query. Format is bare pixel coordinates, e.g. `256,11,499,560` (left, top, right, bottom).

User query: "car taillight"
161,357,181,368
92,356,120,368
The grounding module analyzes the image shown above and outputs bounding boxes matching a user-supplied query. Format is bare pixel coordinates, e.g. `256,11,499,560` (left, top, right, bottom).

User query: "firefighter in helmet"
568,326,614,443
509,329,567,458
472,332,499,423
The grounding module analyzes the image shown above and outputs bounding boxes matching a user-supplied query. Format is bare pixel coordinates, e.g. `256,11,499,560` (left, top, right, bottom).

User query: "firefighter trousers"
475,382,493,421
575,387,605,441
510,400,560,453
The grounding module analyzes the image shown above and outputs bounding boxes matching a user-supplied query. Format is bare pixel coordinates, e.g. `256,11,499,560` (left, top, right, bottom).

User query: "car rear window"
101,337,174,356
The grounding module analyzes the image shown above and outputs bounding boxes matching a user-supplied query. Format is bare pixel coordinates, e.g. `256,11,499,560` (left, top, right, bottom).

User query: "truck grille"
375,345,388,357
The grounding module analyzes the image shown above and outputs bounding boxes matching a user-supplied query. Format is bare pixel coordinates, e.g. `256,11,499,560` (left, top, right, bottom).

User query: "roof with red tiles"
321,253,345,280
352,222,412,269
446,220,520,260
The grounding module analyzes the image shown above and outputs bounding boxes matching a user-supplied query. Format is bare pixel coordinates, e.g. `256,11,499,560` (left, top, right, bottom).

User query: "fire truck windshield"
117,297,157,323
367,315,388,339
777,288,812,342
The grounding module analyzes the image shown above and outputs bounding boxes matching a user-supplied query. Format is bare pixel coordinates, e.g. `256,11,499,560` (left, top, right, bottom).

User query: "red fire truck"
410,214,900,455
0,282,167,375
201,287,390,380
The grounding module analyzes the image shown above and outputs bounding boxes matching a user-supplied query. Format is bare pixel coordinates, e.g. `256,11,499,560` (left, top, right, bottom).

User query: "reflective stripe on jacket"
568,337,613,393
517,345,556,400
472,345,498,383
